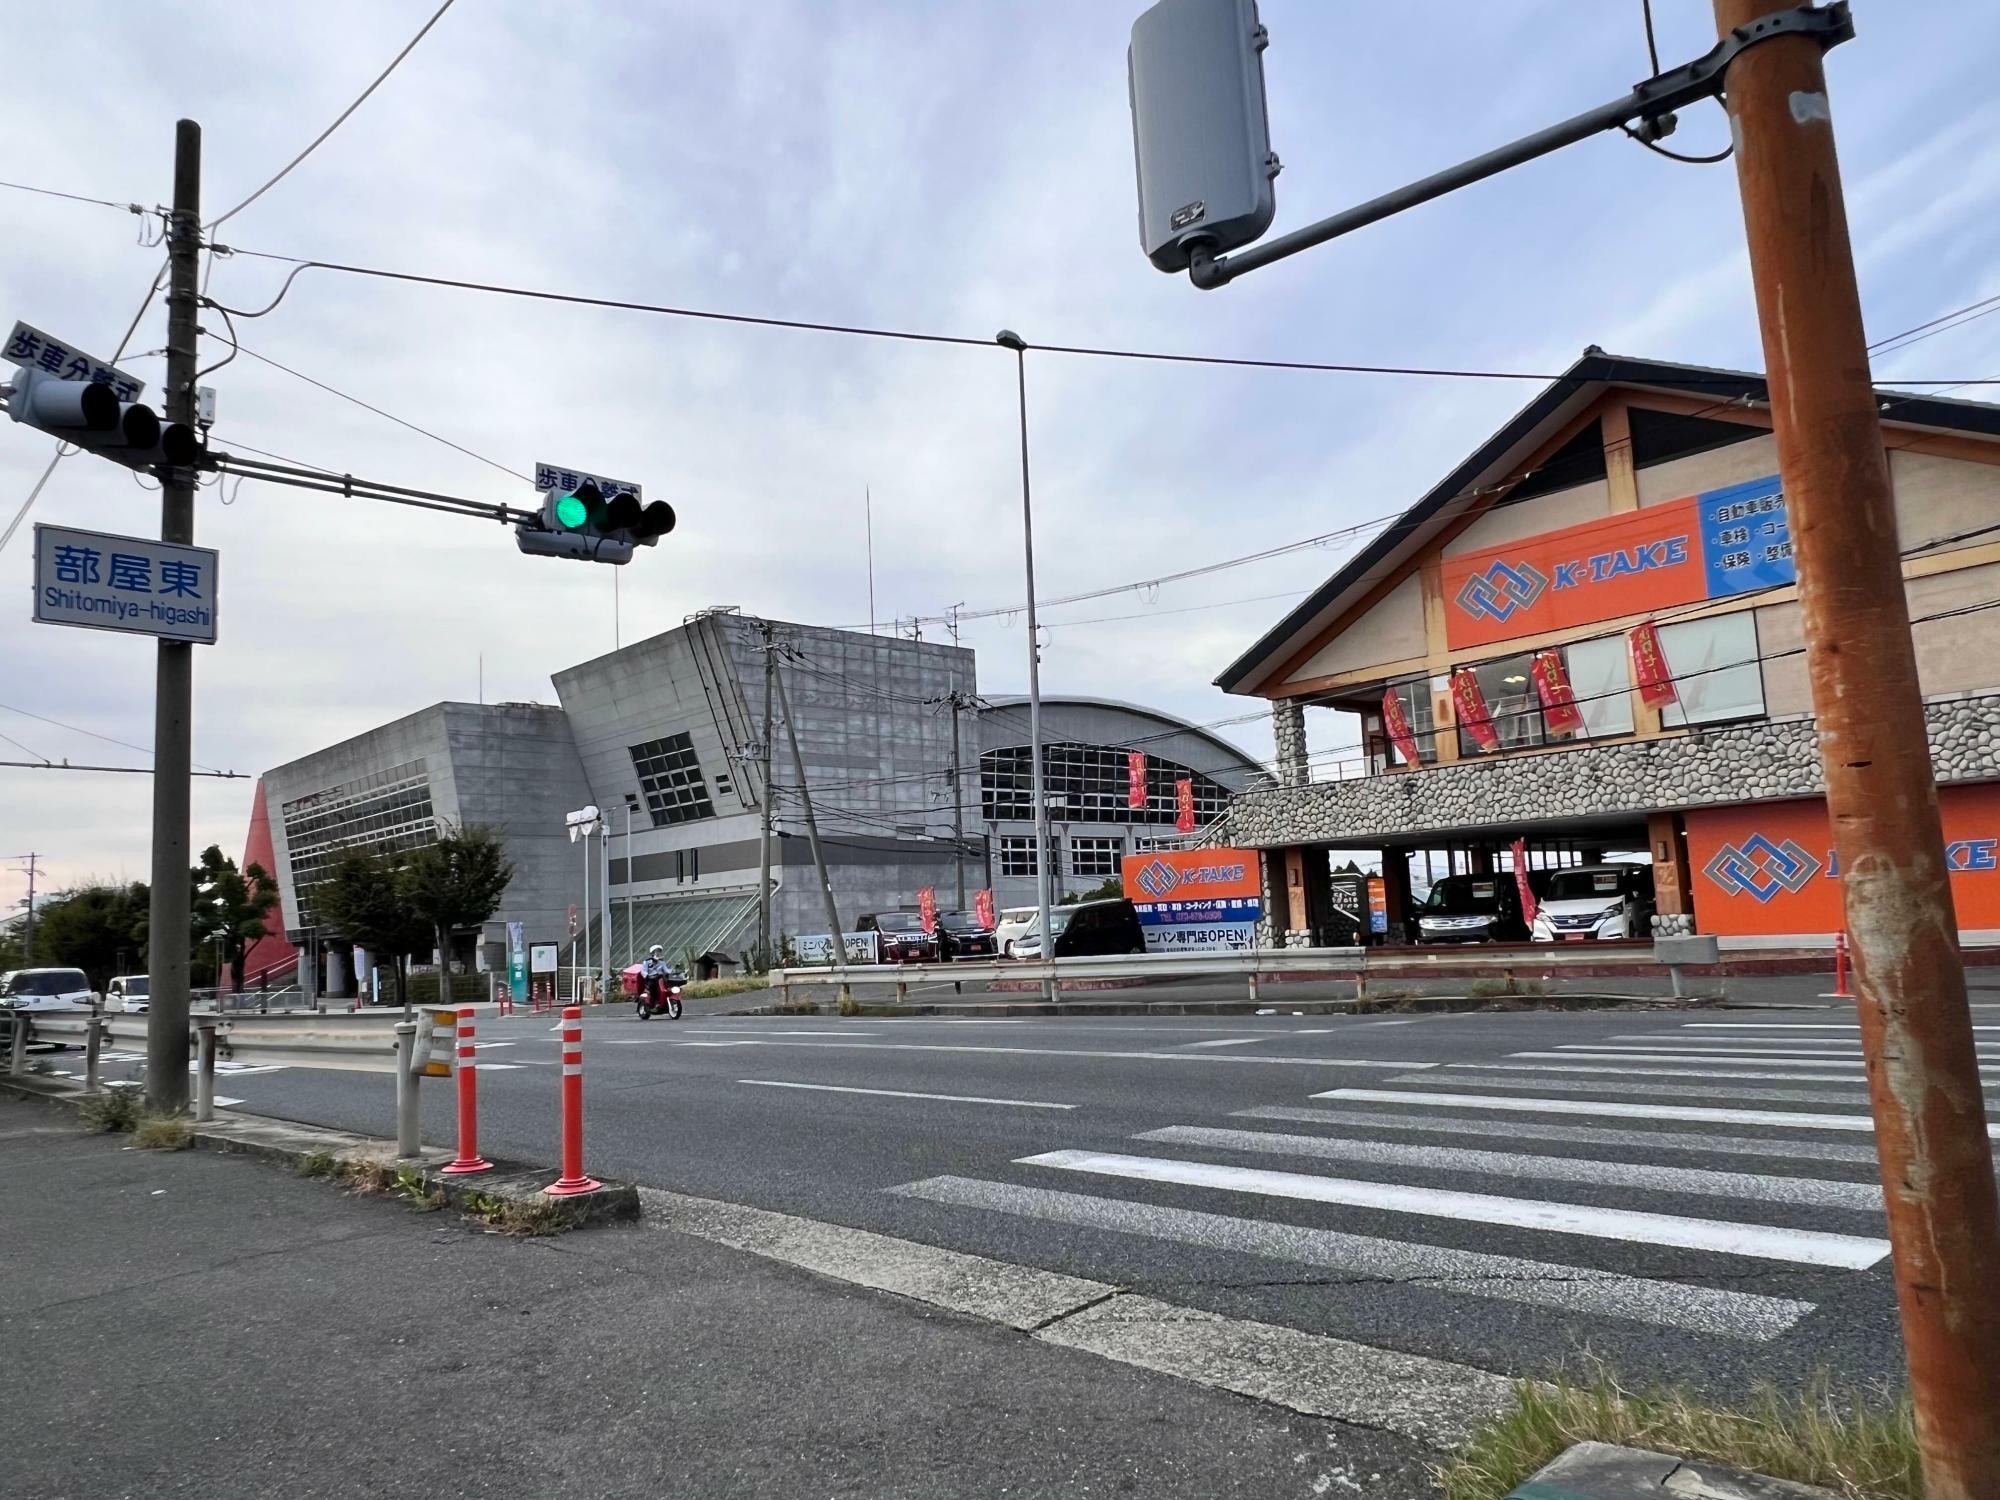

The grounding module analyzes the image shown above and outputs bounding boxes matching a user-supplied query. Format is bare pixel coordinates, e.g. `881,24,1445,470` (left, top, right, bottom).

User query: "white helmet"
648,945,665,958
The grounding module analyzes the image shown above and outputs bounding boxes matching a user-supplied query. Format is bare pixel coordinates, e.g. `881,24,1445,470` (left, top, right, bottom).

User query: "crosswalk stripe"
1683,1023,2000,1031
654,1038,1427,1069
1534,1049,2000,1073
1452,1061,1886,1085
1134,1125,1883,1212
888,1176,1816,1339
1390,1072,1884,1107
1620,1035,2000,1051
1320,1087,2000,1138
1232,1105,1898,1165
1015,1150,1890,1268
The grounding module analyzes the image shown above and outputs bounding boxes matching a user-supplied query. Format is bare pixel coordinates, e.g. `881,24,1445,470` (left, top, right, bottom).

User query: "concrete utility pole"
19,853,37,967
948,690,968,909
1713,6,2000,1493
996,331,1054,1002
771,653,845,960
147,119,201,1113
757,627,777,967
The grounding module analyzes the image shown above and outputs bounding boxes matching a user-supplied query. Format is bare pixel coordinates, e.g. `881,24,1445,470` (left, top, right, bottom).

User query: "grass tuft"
392,1163,446,1211
296,1150,339,1179
682,974,768,1000
460,1189,569,1237
1463,976,1549,1000
1436,1368,1919,1500
836,990,862,1017
131,1110,193,1151
79,1088,143,1133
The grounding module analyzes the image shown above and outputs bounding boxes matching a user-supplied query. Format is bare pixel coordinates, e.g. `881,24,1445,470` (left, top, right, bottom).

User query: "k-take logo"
1136,860,1180,898
1702,834,1823,904
1135,857,1250,898
1454,559,1549,624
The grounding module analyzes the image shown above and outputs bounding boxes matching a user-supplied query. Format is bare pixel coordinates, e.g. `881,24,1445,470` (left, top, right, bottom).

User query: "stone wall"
1230,691,2000,848
1272,700,1309,788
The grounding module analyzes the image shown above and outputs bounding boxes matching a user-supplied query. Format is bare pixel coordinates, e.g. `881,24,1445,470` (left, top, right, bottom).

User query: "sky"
4,0,1999,912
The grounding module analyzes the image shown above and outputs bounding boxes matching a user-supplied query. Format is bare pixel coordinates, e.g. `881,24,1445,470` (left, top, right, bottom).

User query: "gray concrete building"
256,610,1268,991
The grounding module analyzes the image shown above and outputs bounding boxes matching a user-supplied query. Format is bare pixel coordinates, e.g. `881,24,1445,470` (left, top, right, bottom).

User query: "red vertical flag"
973,888,995,930
1629,621,1677,707
1509,837,1539,926
916,886,937,933
1127,750,1148,808
1531,649,1586,735
1174,778,1196,833
1381,686,1422,767
1450,669,1500,753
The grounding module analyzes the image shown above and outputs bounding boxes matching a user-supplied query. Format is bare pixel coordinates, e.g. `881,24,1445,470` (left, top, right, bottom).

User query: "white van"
0,967,97,1012
992,908,1038,959
107,974,150,1012
1530,864,1656,942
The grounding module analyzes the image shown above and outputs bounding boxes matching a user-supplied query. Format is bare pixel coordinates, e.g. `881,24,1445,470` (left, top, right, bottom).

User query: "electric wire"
0,701,231,776
1622,0,1733,165
0,179,143,214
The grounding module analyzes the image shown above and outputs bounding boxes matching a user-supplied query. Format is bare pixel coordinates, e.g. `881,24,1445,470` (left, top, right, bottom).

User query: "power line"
229,343,529,481
0,760,247,779
0,701,231,776
0,179,144,214
1869,292,2000,356
206,0,457,230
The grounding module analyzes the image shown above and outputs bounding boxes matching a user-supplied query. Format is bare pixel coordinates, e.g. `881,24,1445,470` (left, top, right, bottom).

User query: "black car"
855,910,939,963
934,910,996,961
1413,874,1529,944
1049,897,1146,958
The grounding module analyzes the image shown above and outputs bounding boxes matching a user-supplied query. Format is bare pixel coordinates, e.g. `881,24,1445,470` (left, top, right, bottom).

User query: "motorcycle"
636,970,684,1021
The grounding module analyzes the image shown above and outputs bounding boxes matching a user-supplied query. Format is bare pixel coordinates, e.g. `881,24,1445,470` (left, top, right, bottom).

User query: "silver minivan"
0,967,97,1012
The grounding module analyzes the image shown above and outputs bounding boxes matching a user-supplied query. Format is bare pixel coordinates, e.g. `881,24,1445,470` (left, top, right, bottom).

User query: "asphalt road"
74,994,2000,1421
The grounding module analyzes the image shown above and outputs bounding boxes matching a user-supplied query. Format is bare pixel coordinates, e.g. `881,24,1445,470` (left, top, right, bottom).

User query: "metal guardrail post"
1247,966,1259,1004
193,1016,217,1122
85,1008,105,1092
394,1021,420,1159
7,1011,24,1077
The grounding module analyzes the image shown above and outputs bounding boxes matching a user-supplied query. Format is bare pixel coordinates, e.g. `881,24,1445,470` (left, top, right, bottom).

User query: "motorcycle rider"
638,945,676,1014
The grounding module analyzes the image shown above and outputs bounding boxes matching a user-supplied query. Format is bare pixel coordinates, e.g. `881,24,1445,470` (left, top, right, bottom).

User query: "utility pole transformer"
1713,4,2000,1492
147,119,202,1113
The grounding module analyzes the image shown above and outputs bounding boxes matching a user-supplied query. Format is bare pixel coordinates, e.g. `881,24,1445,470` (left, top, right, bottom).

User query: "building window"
1379,676,1441,766
999,835,1041,877
629,733,715,828
1455,656,1545,757
1659,612,1764,727
1567,634,1635,739
1070,837,1122,878
979,743,1232,825
1451,637,1636,758
281,760,436,930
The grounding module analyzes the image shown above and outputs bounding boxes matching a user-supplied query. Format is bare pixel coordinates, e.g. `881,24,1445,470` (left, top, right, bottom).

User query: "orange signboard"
1685,784,2000,935
1443,497,1705,650
1123,847,1262,903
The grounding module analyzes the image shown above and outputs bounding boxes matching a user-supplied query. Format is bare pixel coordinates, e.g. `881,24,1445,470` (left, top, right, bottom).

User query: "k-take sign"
1443,475,1791,649
1684,785,2000,936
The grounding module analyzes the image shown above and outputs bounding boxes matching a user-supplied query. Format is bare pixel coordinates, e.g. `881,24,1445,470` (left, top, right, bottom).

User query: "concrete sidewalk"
0,1093,1440,1499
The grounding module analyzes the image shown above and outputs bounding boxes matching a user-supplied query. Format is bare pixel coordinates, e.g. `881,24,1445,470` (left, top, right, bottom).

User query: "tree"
308,850,429,1010
401,826,514,1009
1060,876,1126,905
190,845,279,993
25,882,150,991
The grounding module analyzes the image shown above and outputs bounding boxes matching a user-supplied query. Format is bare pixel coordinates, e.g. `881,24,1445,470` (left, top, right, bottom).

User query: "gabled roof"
1213,349,2000,697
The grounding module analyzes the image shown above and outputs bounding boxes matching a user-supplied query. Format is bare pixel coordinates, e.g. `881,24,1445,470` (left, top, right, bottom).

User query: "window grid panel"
629,732,716,828
1069,836,1122,878
978,743,1231,826
280,760,437,929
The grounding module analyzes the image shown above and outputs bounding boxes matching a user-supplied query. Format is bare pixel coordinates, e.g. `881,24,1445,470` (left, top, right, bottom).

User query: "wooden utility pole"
1713,6,2000,1493
147,120,201,1113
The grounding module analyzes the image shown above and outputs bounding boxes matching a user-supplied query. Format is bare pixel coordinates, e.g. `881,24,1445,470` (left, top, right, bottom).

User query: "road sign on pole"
32,524,218,644
4,320,147,400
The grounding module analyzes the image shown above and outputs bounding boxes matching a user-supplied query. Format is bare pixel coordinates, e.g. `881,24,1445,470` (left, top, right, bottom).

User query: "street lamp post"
623,792,639,973
996,330,1054,1002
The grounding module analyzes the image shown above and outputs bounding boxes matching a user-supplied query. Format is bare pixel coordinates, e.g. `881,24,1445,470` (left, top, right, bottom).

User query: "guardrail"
772,939,1714,1004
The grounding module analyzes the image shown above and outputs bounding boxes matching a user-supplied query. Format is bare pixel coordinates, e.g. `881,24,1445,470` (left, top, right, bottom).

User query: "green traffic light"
555,492,588,529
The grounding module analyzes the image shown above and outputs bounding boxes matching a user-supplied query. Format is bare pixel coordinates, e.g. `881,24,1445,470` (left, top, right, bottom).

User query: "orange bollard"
544,1006,601,1197
1831,930,1852,998
441,1005,493,1175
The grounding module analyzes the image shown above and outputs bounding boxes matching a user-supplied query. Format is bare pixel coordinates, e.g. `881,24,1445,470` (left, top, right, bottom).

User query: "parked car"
993,907,1038,959
1016,898,1147,960
855,910,939,964
0,967,98,1012
107,974,150,1012
1413,874,1529,944
934,910,996,961
1531,863,1655,942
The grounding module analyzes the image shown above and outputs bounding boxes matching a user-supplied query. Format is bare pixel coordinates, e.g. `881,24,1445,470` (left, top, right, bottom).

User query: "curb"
2,1075,639,1230
728,992,1716,1018
1508,1440,1839,1497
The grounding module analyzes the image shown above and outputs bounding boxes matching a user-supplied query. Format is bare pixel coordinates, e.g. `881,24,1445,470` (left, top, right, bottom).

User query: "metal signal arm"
1189,2,1852,288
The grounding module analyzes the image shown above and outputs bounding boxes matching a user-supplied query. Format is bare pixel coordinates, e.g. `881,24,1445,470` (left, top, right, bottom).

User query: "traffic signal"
515,480,675,565
5,367,201,469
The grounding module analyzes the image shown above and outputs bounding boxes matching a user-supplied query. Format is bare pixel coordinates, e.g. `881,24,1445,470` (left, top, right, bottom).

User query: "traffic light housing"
515,480,675,565
4,367,201,469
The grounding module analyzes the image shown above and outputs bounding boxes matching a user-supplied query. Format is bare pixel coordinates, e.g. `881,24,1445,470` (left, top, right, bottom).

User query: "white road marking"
1547,1046,2000,1070
889,1176,1814,1340
1319,1087,2000,1138
1684,1022,2000,1032
1391,1072,1884,1108
737,1080,1075,1109
1178,1037,1268,1049
1442,1061,1885,1085
1366,1019,1427,1027
655,1039,1429,1069
1015,1150,1890,1269
1135,1125,1882,1211
1232,1105,1902,1165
